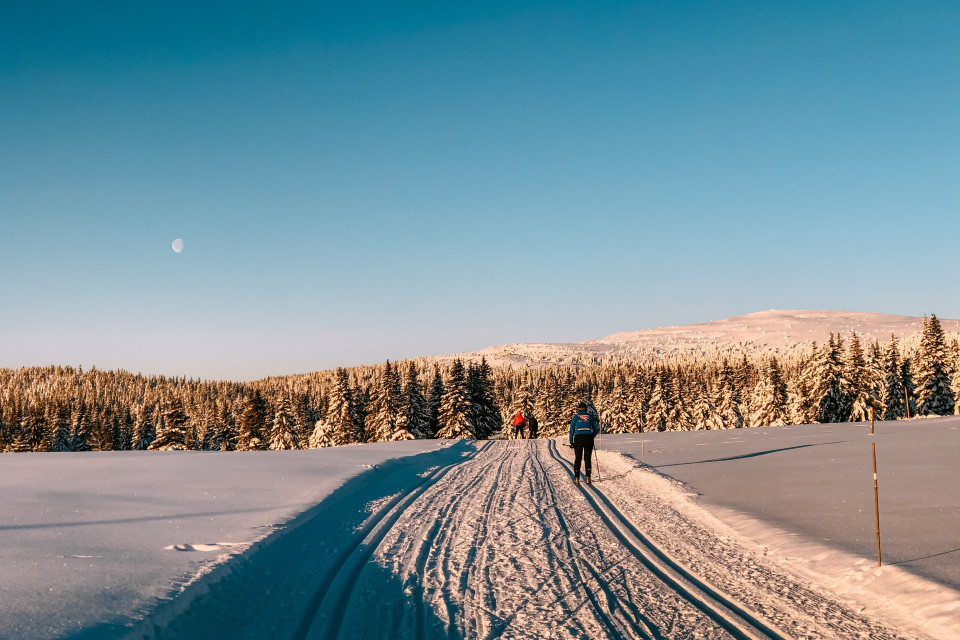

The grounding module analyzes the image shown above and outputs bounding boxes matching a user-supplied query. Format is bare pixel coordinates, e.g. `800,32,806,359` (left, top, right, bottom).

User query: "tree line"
2,316,958,452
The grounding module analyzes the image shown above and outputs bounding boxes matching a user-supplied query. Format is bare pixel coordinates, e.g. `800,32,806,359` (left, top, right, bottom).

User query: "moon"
172,238,184,253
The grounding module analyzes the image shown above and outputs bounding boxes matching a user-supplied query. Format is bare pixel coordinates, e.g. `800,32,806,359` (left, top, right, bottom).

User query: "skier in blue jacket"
569,401,600,485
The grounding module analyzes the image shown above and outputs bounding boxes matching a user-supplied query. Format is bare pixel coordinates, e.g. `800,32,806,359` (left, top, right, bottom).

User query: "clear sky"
2,1,958,381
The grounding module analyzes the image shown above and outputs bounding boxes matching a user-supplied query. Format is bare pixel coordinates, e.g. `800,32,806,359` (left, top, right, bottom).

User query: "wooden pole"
639,417,645,464
904,384,911,419
873,442,882,567
870,406,875,435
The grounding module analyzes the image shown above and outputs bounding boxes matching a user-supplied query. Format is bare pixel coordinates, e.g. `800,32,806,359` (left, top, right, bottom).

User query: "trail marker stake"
904,384,911,419
872,441,882,567
639,418,645,464
870,406,875,435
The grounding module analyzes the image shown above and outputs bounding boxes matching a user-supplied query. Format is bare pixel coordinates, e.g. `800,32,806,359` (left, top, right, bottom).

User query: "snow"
2,426,957,639
599,417,960,590
0,440,458,639
437,309,960,368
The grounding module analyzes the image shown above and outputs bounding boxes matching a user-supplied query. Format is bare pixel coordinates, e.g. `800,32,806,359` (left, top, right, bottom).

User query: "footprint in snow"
164,542,246,552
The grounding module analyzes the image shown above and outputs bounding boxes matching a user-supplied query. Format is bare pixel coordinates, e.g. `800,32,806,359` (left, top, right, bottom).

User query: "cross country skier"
512,410,526,439
569,402,599,485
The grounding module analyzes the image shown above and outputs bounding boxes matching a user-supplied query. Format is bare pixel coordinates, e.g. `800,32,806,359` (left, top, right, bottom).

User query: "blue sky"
2,1,958,380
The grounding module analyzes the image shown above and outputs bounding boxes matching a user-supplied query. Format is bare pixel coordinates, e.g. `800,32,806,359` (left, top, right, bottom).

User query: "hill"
441,310,960,368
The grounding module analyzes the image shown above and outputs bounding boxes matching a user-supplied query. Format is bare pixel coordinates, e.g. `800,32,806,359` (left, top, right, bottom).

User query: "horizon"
3,1,958,380
5,307,958,383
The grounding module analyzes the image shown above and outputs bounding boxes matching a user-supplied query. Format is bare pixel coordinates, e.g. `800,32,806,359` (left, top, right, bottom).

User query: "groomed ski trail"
127,439,917,640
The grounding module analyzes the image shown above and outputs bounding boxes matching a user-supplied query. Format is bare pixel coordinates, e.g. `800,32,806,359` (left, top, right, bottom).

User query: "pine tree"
901,358,917,418
326,368,360,445
397,362,430,439
368,362,401,442
237,390,268,451
881,336,906,420
149,397,189,450
309,418,336,448
68,402,91,452
601,372,633,433
914,314,955,416
436,360,474,439
207,400,235,451
46,402,70,452
467,359,500,439
269,393,299,450
750,357,788,427
644,369,670,432
807,334,851,423
718,363,744,429
847,333,881,422
426,365,444,437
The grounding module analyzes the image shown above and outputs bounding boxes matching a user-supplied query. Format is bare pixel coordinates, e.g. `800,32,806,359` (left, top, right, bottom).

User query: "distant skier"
527,413,539,439
511,410,526,439
569,402,599,485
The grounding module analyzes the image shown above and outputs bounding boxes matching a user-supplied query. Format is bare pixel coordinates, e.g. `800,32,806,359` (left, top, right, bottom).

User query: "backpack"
573,412,595,435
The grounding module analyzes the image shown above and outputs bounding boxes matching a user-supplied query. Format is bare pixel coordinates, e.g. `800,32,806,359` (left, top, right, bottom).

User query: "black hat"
577,401,588,410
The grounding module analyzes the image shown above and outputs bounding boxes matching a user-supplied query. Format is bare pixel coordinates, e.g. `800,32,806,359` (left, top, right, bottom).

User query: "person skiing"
511,410,526,439
527,413,539,439
569,401,599,485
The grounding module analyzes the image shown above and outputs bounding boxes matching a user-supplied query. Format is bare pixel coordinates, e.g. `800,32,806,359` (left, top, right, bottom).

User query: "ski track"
128,440,917,640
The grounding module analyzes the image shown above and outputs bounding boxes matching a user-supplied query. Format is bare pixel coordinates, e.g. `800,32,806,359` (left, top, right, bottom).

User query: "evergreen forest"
2,316,959,452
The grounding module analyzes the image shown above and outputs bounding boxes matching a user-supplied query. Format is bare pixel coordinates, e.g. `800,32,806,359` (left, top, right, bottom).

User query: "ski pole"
595,423,601,482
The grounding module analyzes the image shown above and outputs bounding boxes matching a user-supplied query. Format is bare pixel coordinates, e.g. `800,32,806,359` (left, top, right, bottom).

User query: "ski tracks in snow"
131,440,916,640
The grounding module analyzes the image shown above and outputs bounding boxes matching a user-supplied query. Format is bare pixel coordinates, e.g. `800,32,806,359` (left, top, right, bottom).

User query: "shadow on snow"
63,442,477,640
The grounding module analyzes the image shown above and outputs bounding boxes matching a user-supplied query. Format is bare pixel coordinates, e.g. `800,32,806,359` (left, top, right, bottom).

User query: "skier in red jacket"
511,411,526,439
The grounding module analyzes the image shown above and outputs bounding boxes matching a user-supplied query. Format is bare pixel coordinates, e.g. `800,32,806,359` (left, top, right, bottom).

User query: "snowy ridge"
440,310,960,368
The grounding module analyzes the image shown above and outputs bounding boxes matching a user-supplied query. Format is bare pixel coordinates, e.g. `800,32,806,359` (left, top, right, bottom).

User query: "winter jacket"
512,411,525,427
569,410,599,445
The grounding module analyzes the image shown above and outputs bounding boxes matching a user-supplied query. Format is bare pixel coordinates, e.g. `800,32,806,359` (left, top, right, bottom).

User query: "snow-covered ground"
599,417,960,590
2,426,957,639
0,440,460,639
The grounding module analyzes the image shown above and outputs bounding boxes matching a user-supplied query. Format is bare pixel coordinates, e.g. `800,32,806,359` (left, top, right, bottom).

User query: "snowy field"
1,425,958,639
0,440,461,639
600,417,960,590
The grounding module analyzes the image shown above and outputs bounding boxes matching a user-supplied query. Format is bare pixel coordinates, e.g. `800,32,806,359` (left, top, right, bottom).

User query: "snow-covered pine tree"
436,360,475,440
881,336,905,420
210,400,236,451
702,379,726,430
426,365,444,437
368,362,400,442
26,402,51,451
47,402,71,452
309,417,336,448
396,361,430,439
630,369,650,432
467,359,500,439
847,333,881,422
149,397,189,450
601,372,633,433
269,392,299,450
644,369,669,432
237,390,267,451
914,314,955,416
901,358,917,418
808,334,852,423
718,362,744,429
68,402,91,452
750,356,788,427
327,368,360,445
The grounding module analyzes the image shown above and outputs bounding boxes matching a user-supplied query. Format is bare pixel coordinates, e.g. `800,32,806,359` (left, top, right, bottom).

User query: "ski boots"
573,476,580,485
585,475,592,485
